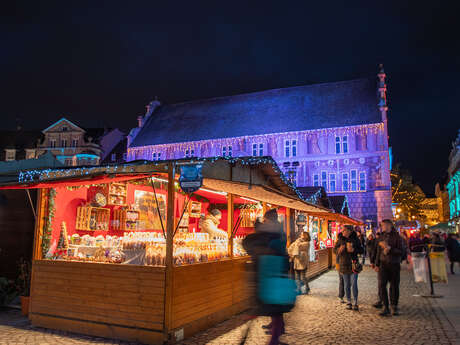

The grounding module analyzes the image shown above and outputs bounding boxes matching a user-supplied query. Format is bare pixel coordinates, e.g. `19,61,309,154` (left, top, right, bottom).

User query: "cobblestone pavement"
179,265,460,345
0,266,459,345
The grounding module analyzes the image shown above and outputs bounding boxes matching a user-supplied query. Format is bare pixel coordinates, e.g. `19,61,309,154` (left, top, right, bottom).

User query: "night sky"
2,1,459,195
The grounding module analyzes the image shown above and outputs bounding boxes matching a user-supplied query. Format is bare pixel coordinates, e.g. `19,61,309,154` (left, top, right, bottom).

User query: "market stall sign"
325,238,334,248
179,164,203,193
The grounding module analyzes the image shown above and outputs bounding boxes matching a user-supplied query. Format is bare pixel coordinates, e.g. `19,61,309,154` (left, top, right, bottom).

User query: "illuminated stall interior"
0,157,360,344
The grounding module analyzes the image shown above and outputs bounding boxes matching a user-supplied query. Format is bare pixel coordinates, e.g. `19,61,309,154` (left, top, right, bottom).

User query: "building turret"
377,64,388,119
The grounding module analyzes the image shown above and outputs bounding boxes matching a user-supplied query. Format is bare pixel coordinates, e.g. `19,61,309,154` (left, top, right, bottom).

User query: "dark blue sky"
1,1,459,195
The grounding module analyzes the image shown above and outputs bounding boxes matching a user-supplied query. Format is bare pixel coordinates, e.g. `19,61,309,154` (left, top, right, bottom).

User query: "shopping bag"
412,252,428,283
429,252,448,283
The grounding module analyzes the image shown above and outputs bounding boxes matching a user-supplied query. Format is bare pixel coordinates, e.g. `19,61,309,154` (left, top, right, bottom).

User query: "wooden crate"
76,206,110,231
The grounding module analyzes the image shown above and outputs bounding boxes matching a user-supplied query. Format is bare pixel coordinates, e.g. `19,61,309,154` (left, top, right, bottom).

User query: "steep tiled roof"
297,186,331,208
328,195,350,216
131,77,382,147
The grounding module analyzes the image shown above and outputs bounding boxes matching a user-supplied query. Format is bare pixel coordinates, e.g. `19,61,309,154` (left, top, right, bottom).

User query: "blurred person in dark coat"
243,209,294,345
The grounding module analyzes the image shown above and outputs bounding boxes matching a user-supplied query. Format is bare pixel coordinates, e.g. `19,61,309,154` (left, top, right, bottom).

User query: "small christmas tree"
57,221,69,250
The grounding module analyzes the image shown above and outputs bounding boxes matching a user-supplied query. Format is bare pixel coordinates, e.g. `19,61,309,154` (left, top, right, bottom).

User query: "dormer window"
62,126,68,132
5,149,16,161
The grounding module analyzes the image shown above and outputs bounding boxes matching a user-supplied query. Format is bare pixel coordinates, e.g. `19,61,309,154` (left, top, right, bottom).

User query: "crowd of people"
241,208,460,345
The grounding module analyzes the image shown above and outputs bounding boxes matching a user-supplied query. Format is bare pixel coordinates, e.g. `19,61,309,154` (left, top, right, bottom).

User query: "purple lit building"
128,67,392,225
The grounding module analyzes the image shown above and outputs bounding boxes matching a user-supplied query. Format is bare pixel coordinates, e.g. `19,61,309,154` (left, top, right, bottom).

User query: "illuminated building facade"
447,129,460,231
128,67,393,224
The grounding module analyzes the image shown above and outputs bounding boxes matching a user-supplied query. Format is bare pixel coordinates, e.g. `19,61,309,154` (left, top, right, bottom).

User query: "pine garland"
41,188,56,258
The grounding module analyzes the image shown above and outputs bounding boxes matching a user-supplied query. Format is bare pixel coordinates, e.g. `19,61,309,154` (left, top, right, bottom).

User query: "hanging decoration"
41,188,56,258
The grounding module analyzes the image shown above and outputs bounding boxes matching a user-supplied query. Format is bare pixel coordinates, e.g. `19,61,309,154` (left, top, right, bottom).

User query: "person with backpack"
333,225,363,311
374,219,404,316
243,209,295,345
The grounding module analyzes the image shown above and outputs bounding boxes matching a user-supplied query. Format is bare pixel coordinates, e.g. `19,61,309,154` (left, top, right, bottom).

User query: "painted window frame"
5,149,16,161
71,139,78,147
222,145,232,157
185,148,195,158
342,172,349,192
313,173,320,187
61,139,67,147
350,169,358,191
25,149,35,160
50,139,56,148
335,136,341,154
285,140,291,158
329,173,336,193
359,171,366,191
321,170,327,190
292,139,297,157
342,135,348,154
252,143,257,156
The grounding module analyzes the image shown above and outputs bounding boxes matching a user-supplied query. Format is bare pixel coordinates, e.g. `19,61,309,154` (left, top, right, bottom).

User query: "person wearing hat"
333,225,363,311
200,208,228,239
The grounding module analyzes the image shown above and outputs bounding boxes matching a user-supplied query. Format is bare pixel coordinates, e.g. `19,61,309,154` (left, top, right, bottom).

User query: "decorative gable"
42,118,85,134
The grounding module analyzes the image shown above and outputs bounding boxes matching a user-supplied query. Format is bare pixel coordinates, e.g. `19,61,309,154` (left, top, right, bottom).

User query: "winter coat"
445,236,460,262
366,238,378,265
200,214,228,239
243,221,293,316
333,231,363,274
288,238,310,270
409,237,425,253
431,237,445,252
375,229,404,267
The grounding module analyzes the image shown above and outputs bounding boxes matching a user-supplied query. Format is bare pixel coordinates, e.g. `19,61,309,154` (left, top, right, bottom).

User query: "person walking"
288,231,311,294
445,233,460,274
335,232,345,303
369,232,384,308
375,219,404,316
333,225,363,311
357,231,367,265
431,232,445,252
243,209,294,345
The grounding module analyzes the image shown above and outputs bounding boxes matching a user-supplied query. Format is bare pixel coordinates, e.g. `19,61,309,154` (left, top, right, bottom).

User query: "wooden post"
262,202,268,215
227,193,234,258
32,189,46,260
286,208,291,246
164,163,176,340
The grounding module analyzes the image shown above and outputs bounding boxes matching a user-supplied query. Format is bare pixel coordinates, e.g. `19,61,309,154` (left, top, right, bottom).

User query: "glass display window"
40,176,169,266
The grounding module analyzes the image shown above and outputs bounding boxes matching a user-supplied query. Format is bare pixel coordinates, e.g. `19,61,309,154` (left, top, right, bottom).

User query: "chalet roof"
131,77,382,147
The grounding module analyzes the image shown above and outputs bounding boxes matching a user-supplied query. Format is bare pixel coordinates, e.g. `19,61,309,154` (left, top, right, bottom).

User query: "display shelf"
76,206,110,231
112,209,140,230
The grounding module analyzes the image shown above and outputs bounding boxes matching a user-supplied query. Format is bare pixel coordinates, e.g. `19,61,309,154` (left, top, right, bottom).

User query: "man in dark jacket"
375,219,404,316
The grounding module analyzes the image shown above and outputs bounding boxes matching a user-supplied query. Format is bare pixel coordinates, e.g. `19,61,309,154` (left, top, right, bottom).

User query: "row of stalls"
0,157,361,344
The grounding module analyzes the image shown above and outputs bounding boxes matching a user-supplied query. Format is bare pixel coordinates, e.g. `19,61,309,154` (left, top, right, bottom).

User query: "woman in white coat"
288,231,311,294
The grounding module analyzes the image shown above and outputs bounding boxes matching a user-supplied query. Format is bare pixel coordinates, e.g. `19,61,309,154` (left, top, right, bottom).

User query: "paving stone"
0,266,459,344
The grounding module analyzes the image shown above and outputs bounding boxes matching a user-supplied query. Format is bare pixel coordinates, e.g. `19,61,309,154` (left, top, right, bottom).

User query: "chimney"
137,115,144,128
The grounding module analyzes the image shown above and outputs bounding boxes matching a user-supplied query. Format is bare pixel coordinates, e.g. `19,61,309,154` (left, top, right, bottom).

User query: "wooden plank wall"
170,257,253,339
306,249,330,279
30,260,165,344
